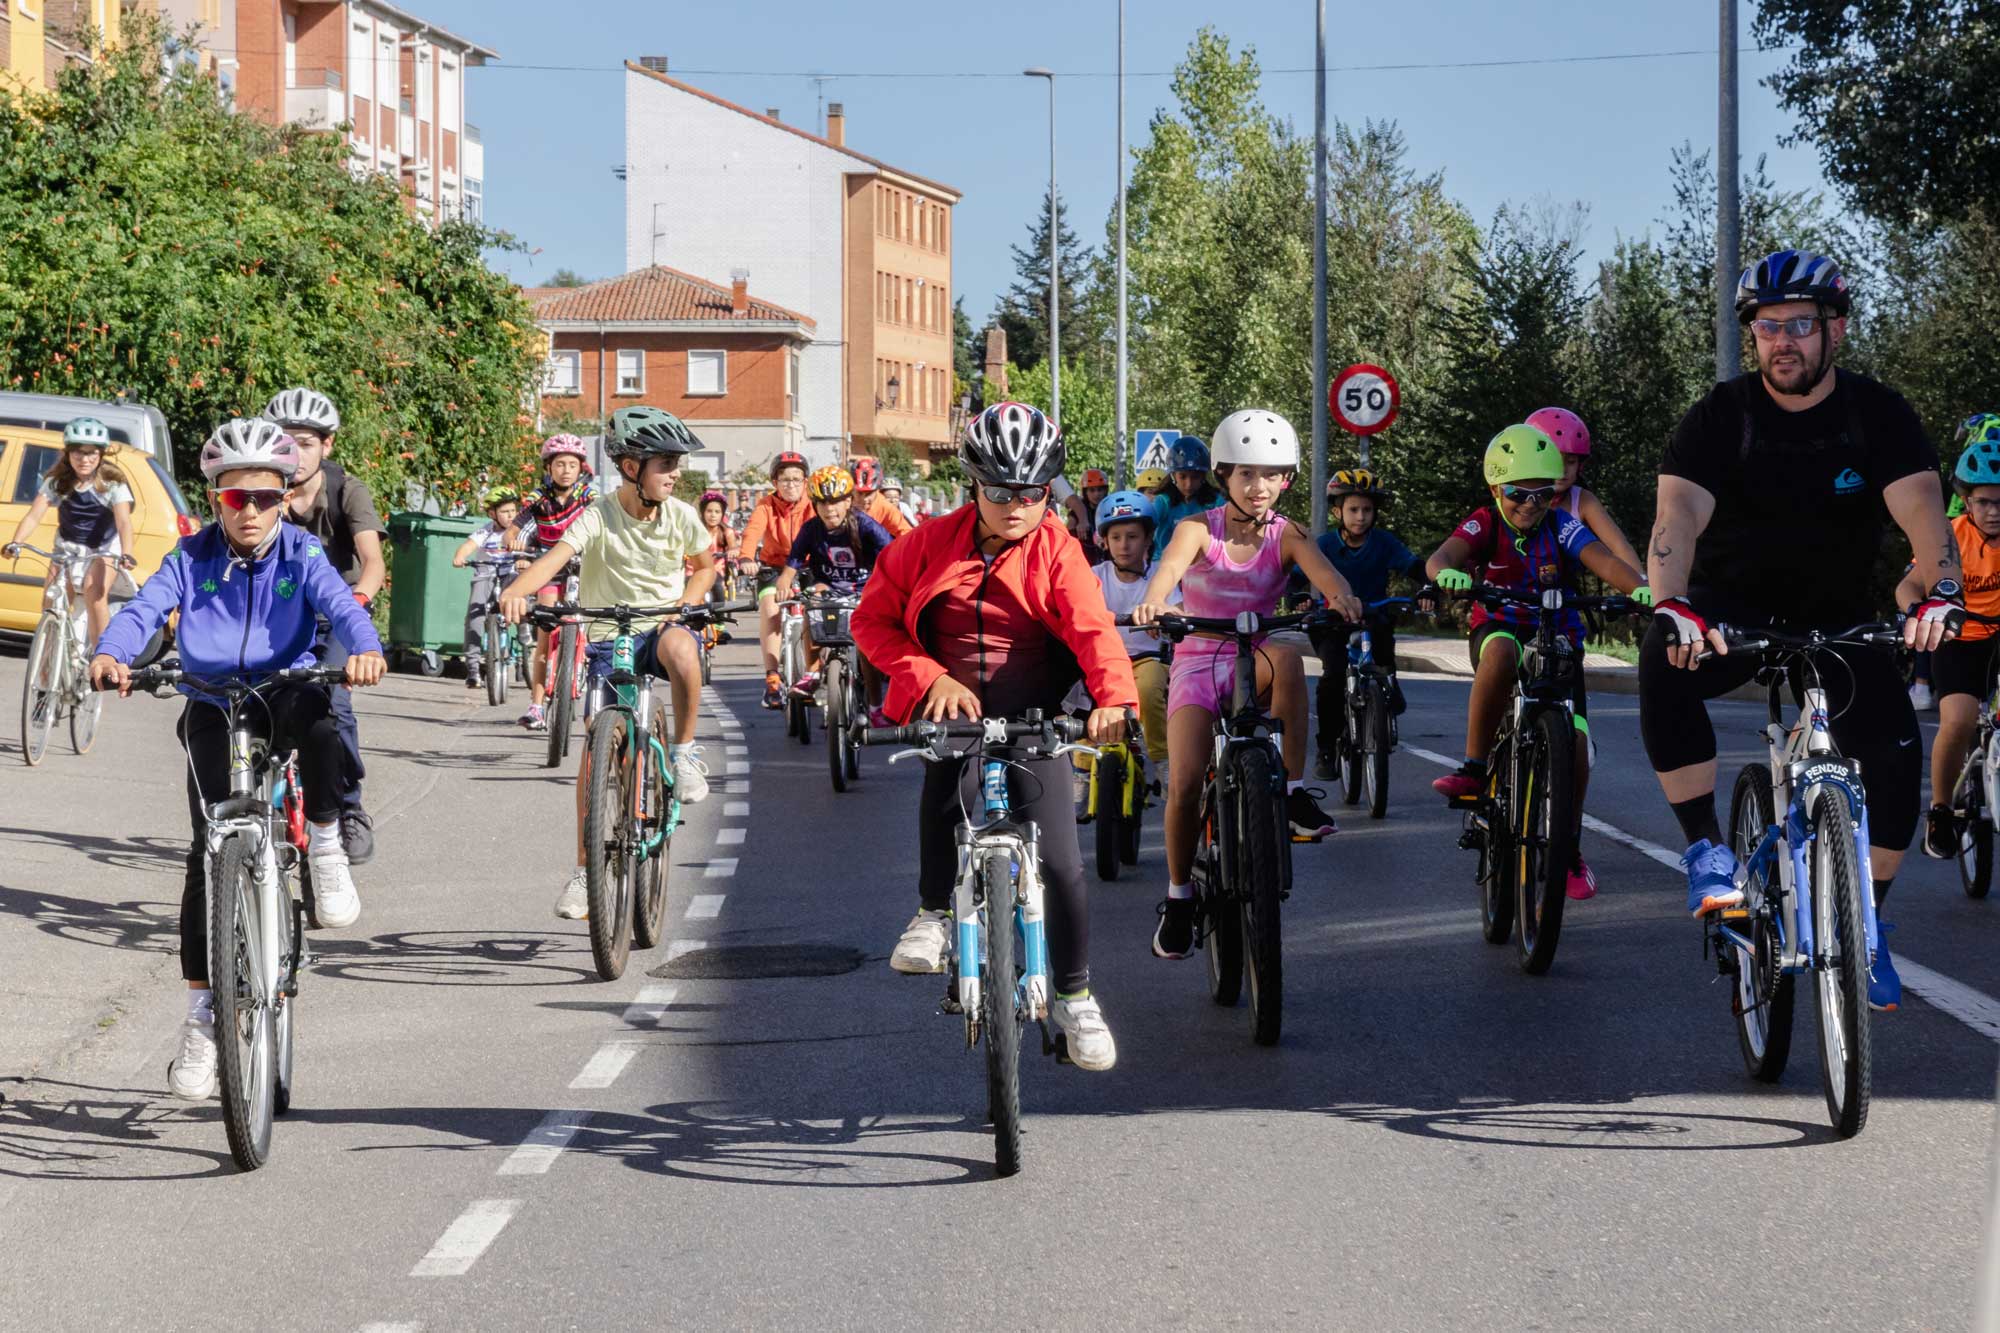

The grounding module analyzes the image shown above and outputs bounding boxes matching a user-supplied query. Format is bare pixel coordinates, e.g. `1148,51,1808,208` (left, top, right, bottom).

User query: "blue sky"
417,0,1829,321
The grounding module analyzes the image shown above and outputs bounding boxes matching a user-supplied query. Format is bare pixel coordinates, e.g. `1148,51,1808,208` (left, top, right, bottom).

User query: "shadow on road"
0,879,178,953
0,1079,234,1181
310,929,603,987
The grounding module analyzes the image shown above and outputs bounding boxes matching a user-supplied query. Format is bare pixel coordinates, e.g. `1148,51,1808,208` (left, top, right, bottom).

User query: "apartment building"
623,60,960,467
1,0,120,94
530,266,815,485
233,0,495,222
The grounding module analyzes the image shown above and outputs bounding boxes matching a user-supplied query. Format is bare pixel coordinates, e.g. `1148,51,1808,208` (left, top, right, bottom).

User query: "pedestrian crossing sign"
1134,429,1179,473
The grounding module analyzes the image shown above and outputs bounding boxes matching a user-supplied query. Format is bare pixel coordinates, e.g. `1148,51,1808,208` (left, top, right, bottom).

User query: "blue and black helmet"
1094,488,1155,535
1167,435,1210,474
1734,249,1851,322
1955,436,2000,495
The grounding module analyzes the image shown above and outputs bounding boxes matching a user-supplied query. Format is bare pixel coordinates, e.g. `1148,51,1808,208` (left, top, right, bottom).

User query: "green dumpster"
386,510,484,674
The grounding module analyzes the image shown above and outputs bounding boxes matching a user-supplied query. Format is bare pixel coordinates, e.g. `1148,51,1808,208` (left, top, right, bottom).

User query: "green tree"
1005,355,1116,480
952,296,977,400
992,186,1093,372
546,268,590,288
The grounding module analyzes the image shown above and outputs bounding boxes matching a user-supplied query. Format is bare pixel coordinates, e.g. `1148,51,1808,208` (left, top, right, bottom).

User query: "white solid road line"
716,827,746,845
622,984,680,1027
1400,743,2000,1043
358,1323,422,1332
410,1199,522,1277
569,1041,642,1090
496,1110,593,1177
686,893,726,919
703,858,738,878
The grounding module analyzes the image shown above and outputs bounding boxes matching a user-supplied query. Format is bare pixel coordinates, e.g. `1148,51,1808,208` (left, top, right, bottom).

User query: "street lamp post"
1114,0,1128,489
1024,68,1059,426
1310,0,1330,535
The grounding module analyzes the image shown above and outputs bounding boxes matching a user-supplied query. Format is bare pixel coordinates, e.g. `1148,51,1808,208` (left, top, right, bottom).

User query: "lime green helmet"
1482,424,1562,487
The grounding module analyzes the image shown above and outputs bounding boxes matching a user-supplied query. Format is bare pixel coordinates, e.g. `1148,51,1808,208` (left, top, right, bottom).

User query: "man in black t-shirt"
1638,250,1964,1013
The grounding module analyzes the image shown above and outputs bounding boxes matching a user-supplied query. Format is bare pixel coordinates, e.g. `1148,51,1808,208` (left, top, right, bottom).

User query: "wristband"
353,590,372,608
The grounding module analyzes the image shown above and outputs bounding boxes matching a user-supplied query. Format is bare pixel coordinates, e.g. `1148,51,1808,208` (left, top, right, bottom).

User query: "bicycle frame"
1086,739,1145,820
950,745,1052,1031
583,624,679,858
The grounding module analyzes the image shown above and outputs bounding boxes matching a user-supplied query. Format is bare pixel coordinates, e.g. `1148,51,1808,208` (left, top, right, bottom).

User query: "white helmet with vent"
1210,410,1300,468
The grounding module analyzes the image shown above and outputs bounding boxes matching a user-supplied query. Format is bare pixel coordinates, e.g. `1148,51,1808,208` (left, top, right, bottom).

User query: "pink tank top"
1179,507,1289,620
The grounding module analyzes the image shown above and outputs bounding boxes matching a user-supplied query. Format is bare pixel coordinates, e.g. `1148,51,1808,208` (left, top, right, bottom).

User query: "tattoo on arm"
1650,525,1673,561
1939,538,1963,573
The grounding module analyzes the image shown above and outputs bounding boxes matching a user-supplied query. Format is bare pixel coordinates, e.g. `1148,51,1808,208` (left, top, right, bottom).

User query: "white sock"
1167,881,1194,901
187,989,214,1024
670,743,693,763
1287,779,1303,794
306,819,343,857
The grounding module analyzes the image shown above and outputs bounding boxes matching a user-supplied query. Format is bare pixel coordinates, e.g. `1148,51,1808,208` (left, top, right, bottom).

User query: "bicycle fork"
950,761,1051,1039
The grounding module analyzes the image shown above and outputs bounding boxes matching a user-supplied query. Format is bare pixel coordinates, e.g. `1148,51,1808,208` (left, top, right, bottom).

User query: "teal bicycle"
530,599,746,980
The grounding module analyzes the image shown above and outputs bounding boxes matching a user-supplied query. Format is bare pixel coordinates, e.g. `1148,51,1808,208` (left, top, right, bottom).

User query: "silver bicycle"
14,542,122,765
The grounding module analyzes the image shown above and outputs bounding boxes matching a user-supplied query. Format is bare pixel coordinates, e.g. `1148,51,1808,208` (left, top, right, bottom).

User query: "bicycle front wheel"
1728,765,1793,1082
1812,790,1872,1138
69,678,103,755
20,614,62,766
631,736,673,950
842,666,863,780
1512,707,1576,976
1094,751,1124,882
980,848,1023,1178
210,835,275,1170
583,711,635,980
1339,694,1363,806
1234,745,1288,1046
274,899,302,1115
486,615,508,707
824,654,849,792
1954,757,1992,899
1362,684,1390,820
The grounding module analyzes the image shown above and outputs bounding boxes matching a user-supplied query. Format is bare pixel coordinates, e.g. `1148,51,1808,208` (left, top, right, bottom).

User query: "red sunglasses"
215,487,286,513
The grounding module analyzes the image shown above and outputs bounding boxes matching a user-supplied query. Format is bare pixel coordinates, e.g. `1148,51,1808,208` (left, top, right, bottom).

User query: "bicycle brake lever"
1051,742,1102,761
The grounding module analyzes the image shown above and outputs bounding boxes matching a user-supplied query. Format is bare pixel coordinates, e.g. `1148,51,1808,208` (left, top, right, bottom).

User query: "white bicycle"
14,542,123,765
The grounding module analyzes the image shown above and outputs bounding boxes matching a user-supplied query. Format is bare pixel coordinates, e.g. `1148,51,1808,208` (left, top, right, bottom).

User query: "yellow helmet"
1135,467,1169,492
807,465,856,502
1327,468,1388,503
1482,425,1562,487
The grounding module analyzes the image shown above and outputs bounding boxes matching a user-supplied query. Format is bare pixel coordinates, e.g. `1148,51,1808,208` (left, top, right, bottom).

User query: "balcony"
285,69,344,129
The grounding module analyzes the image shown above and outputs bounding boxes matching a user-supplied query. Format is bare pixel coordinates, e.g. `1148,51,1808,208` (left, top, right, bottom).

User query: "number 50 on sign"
1330,363,1399,436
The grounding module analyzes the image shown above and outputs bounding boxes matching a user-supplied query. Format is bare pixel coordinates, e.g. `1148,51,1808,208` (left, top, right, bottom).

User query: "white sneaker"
308,852,361,928
890,909,951,974
1910,682,1936,712
167,1018,218,1100
554,867,589,920
673,744,710,803
1052,994,1118,1071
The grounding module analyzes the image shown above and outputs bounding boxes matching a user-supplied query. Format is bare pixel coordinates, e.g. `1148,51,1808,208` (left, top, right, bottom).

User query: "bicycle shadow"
0,825,186,876
0,1079,235,1181
0,879,178,954
309,929,603,987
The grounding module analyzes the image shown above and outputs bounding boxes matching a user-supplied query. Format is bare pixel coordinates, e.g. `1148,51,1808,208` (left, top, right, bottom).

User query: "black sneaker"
464,670,483,690
1152,897,1196,960
761,682,783,710
1287,786,1338,841
340,809,376,866
1924,804,1958,860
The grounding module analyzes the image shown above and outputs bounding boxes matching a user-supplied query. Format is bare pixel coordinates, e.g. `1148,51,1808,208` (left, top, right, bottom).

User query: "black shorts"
756,564,784,597
1933,635,2000,703
1469,622,1589,722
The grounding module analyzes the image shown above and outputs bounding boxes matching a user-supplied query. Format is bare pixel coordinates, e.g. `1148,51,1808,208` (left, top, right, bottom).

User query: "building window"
787,348,800,420
545,349,581,396
615,349,644,395
688,349,726,396
464,177,482,222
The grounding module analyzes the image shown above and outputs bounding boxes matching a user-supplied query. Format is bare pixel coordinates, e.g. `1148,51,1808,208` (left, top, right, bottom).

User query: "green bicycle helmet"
483,484,521,509
607,405,701,459
1482,424,1562,487
62,417,112,449
1955,437,2000,494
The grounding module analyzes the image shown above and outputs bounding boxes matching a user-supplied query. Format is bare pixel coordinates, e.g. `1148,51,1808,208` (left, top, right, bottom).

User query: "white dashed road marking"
497,1110,593,1177
411,1200,522,1277
704,858,738,879
717,827,746,845
621,984,680,1027
723,801,750,817
687,894,726,919
666,938,707,960
569,1041,642,1090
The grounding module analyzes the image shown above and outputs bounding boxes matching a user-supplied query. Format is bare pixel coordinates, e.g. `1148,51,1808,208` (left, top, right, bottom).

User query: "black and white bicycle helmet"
200,418,300,483
959,401,1065,487
262,386,342,433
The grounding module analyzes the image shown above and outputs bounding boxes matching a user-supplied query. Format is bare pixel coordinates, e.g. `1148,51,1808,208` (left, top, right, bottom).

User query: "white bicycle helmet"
959,401,1066,487
62,417,112,449
1211,410,1300,468
200,418,300,483
262,386,342,434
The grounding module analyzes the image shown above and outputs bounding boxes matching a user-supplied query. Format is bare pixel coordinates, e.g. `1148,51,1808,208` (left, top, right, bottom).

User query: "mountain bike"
1146,608,1337,1046
1940,612,2000,898
1079,703,1150,882
1334,597,1414,820
470,552,529,708
17,543,125,766
535,555,585,769
801,590,865,792
778,596,814,745
531,600,745,980
1714,620,1898,1139
1439,582,1638,976
108,661,346,1170
863,712,1097,1177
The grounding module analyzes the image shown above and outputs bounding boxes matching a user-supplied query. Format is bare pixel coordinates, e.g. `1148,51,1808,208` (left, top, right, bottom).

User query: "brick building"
1,0,121,94
529,266,815,486
622,59,960,468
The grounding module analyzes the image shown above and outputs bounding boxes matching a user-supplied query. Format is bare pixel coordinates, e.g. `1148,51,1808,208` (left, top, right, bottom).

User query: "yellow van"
0,393,196,637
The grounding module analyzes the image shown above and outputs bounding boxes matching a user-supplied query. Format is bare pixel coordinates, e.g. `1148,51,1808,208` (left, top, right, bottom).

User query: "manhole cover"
650,944,867,980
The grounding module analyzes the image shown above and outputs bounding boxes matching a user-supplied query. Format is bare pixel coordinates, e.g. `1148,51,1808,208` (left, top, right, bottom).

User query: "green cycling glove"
1435,569,1473,592
1632,585,1654,608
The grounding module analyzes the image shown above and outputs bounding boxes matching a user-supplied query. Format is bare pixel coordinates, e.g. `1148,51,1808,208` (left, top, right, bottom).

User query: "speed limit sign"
1330,363,1400,436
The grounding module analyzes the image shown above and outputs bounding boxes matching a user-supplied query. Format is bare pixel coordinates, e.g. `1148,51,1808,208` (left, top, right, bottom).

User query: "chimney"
983,326,1009,396
765,108,781,121
730,268,750,316
826,102,845,147
638,55,669,73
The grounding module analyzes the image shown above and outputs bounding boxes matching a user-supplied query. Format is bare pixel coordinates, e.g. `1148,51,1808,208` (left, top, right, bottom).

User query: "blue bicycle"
1715,621,1893,1139
1334,597,1414,820
864,712,1095,1177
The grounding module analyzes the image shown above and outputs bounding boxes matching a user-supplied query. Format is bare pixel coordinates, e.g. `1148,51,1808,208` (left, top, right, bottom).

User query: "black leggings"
917,752,1090,994
1308,621,1397,759
1637,620,1922,853
177,686,343,981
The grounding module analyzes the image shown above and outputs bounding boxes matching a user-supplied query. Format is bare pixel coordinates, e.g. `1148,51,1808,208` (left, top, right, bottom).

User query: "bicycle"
470,552,530,708
1437,581,1639,976
862,712,1097,1177
1939,611,2000,898
1333,597,1415,821
16,542,124,766
1144,608,1336,1046
801,590,867,792
778,595,815,745
530,600,746,981
531,553,586,769
1079,713,1150,883
1713,619,1898,1139
106,661,347,1171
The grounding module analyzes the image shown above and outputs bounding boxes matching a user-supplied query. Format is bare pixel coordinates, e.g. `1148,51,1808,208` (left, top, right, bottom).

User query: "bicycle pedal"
1719,907,1750,921
1051,1032,1072,1064
1447,793,1480,810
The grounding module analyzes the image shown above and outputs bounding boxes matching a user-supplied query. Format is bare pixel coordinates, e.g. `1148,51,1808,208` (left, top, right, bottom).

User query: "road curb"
1290,632,1767,703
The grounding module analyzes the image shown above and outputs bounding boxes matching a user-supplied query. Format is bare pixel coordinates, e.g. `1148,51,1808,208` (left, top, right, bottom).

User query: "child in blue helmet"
1070,489,1179,772
1151,435,1225,560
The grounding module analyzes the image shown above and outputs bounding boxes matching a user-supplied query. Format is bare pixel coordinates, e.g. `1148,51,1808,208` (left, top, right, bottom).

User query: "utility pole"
1716,0,1741,382
1025,69,1060,424
1310,0,1330,534
1114,0,1129,489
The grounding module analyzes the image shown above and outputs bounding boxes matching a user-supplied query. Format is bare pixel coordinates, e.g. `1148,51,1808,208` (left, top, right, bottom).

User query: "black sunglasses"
979,483,1050,506
1497,484,1558,505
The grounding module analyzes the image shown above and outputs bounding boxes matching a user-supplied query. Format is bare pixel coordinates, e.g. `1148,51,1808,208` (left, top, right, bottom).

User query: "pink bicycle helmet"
541,433,588,461
1525,407,1590,457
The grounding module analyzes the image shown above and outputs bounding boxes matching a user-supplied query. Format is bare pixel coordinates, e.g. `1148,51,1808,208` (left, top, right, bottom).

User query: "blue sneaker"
1683,839,1743,917
1869,921,1900,1012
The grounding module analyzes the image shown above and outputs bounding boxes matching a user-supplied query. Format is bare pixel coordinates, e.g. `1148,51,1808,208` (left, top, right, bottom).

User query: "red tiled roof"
527,266,816,327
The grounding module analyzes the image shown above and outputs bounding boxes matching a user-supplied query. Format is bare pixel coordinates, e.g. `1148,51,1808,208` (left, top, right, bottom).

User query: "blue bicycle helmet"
1957,413,2000,448
1955,438,2000,494
1095,488,1155,534
1734,249,1851,322
1167,435,1210,474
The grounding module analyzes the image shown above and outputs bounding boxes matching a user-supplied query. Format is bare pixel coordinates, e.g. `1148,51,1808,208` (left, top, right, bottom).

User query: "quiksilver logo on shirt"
1834,467,1864,495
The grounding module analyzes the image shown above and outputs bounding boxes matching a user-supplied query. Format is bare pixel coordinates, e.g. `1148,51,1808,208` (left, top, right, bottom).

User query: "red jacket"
853,504,1139,724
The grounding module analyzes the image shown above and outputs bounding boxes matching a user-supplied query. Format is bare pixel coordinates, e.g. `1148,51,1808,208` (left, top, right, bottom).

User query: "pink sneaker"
1431,768,1483,800
1566,859,1597,901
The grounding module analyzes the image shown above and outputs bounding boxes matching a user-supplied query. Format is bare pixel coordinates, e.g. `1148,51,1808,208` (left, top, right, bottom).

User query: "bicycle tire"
1119,758,1143,865
825,655,849,792
69,678,103,755
1955,758,1992,899
1728,764,1794,1083
544,623,577,768
1339,688,1363,806
1479,734,1517,945
486,615,508,707
1202,794,1243,1004
1811,790,1871,1138
583,710,635,981
631,737,673,950
1094,751,1124,882
562,626,586,760
20,614,61,767
843,663,863,780
274,898,301,1115
980,847,1023,1177
793,692,813,746
1514,707,1576,976
1363,684,1390,820
1235,744,1287,1045
210,834,275,1170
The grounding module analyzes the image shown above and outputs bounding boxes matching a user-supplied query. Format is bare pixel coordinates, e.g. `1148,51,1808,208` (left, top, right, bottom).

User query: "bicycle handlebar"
527,600,753,630
1428,580,1642,617
104,663,349,693
1112,608,1340,639
7,542,123,567
861,714,1087,749
1717,621,1902,653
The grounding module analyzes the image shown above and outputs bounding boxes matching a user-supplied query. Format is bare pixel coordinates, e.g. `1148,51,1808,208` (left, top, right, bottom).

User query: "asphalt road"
0,641,1995,1330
